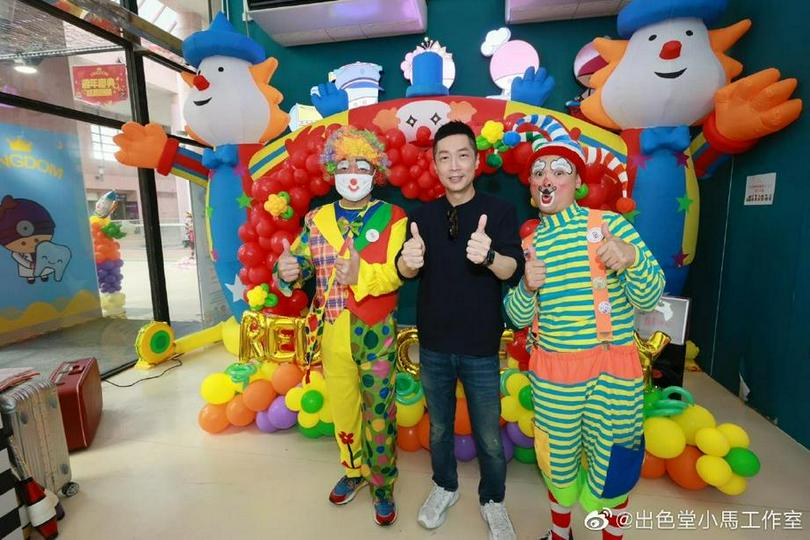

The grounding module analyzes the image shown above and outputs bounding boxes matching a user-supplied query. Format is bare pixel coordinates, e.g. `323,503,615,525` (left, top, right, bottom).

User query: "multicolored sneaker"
373,496,397,526
328,476,367,505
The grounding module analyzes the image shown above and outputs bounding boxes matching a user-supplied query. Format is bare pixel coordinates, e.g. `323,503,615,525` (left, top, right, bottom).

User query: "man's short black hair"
433,121,476,156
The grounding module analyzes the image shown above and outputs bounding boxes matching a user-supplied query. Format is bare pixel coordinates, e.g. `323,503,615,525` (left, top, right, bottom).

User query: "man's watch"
483,248,496,267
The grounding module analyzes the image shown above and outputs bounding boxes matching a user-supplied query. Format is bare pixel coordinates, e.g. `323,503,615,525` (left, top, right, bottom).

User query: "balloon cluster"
642,389,761,496
383,128,445,201
284,371,335,438
198,361,315,435
90,215,126,314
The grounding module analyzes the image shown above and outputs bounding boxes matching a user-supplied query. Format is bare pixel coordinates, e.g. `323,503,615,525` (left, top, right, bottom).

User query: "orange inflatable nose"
193,74,210,90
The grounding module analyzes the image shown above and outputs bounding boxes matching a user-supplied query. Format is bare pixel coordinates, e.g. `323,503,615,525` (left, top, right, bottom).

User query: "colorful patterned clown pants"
529,344,645,512
321,309,398,499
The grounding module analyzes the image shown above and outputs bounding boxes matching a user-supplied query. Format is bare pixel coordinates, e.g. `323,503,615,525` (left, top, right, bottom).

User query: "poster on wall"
72,64,129,106
0,124,100,345
189,179,230,327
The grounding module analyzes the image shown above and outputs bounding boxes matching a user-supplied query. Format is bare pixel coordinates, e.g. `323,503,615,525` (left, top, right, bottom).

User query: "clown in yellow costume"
274,127,406,526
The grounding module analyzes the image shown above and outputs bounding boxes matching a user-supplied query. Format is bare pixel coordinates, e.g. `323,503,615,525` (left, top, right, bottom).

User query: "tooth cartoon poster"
0,124,100,345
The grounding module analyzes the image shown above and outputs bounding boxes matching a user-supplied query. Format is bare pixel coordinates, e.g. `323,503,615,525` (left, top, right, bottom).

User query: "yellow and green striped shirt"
503,203,665,352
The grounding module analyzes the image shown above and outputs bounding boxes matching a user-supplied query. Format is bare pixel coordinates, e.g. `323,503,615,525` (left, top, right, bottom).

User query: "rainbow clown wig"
321,127,390,185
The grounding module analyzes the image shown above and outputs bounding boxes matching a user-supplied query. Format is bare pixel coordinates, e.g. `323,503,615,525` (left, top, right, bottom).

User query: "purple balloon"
506,422,534,449
454,434,477,462
501,427,514,462
255,408,279,433
267,396,297,430
114,260,124,268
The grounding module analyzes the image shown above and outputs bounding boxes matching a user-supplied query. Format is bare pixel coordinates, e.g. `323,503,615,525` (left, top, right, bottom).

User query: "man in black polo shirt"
396,121,522,539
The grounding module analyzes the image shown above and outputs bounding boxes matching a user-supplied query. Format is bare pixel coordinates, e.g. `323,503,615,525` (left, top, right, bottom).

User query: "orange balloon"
225,395,256,427
198,403,230,434
398,425,421,452
454,398,471,436
417,412,431,450
243,379,277,412
641,451,667,479
666,445,708,490
271,362,304,395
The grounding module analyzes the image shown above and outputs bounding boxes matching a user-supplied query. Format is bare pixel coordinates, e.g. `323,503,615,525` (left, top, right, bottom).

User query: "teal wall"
224,0,809,447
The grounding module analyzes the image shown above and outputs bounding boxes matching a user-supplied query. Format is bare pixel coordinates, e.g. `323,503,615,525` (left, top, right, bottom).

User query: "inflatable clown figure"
113,13,289,318
578,0,802,294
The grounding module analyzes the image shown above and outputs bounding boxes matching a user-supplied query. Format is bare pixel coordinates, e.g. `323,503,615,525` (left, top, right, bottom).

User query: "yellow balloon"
695,427,731,457
397,402,425,428
298,411,319,429
518,414,535,437
696,455,733,487
258,362,278,381
505,373,530,396
643,417,686,459
717,423,750,449
200,373,236,405
507,357,519,369
222,317,241,356
501,396,521,423
285,386,304,411
672,405,716,445
716,473,747,496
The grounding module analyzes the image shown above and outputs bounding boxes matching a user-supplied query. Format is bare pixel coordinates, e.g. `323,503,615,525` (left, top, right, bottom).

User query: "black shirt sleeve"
492,201,524,286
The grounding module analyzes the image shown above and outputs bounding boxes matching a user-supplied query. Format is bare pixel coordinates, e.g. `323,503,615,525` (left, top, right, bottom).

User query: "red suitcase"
48,358,103,451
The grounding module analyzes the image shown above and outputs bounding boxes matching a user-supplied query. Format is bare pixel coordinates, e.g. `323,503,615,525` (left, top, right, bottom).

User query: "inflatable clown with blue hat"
113,13,289,318
503,117,665,540
576,0,802,294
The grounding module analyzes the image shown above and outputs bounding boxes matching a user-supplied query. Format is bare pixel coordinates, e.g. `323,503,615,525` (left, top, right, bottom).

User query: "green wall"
224,0,809,447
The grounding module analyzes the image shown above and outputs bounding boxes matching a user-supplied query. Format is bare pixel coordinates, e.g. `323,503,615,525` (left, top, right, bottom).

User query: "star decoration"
677,195,694,213
224,273,246,303
674,152,689,167
629,153,650,170
672,250,688,268
237,192,253,209
623,209,641,223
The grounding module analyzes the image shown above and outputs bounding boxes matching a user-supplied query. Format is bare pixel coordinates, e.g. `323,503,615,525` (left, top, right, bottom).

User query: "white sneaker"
480,501,517,540
417,482,459,529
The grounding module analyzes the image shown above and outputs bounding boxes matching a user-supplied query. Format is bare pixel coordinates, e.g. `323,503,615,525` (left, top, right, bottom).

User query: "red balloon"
519,219,540,239
265,251,279,270
512,142,534,171
251,177,274,203
277,168,294,188
287,187,311,214
402,181,420,199
293,169,309,184
237,242,265,267
238,224,257,243
290,150,307,168
270,230,295,254
386,148,401,166
308,178,330,197
249,208,269,227
417,171,434,189
255,215,276,238
258,236,274,251
248,266,271,285
428,159,438,179
238,267,251,285
388,164,409,187
305,153,323,175
401,143,419,166
272,214,300,232
417,189,433,202
578,182,607,209
409,165,422,180
385,129,406,149
415,126,432,146
501,149,520,175
288,289,309,315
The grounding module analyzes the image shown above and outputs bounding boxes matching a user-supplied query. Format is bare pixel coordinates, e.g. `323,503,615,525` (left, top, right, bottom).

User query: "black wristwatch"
483,248,496,267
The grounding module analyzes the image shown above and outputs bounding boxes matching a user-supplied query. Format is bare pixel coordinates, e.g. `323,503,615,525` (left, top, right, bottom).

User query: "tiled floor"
58,346,810,539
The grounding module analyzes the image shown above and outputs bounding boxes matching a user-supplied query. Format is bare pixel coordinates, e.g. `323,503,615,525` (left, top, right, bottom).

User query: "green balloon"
318,421,335,437
476,135,491,151
513,446,537,464
486,153,503,168
298,423,322,439
265,293,279,308
519,385,533,410
725,447,760,477
301,390,324,413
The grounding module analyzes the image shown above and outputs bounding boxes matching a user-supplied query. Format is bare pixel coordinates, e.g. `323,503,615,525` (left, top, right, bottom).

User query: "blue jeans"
419,347,506,504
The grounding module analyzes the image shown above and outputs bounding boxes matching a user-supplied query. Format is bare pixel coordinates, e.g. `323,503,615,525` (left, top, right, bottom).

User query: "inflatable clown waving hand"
580,0,801,294
113,13,289,318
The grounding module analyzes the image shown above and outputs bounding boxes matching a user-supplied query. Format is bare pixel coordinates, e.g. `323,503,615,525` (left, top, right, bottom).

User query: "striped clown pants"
529,344,645,513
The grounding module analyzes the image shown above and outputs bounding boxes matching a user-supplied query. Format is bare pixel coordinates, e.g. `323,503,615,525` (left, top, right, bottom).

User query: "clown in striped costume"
503,120,664,540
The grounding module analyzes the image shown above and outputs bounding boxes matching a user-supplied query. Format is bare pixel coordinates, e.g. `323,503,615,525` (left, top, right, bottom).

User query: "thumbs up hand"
466,214,492,264
401,222,426,271
596,222,637,271
335,236,361,285
523,244,547,292
277,238,301,282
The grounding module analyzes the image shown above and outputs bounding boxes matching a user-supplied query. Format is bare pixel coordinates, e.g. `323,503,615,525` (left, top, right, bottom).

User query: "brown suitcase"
49,359,102,451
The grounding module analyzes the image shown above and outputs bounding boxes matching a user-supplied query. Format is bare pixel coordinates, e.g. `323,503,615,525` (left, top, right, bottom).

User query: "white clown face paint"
529,155,580,215
334,158,374,202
